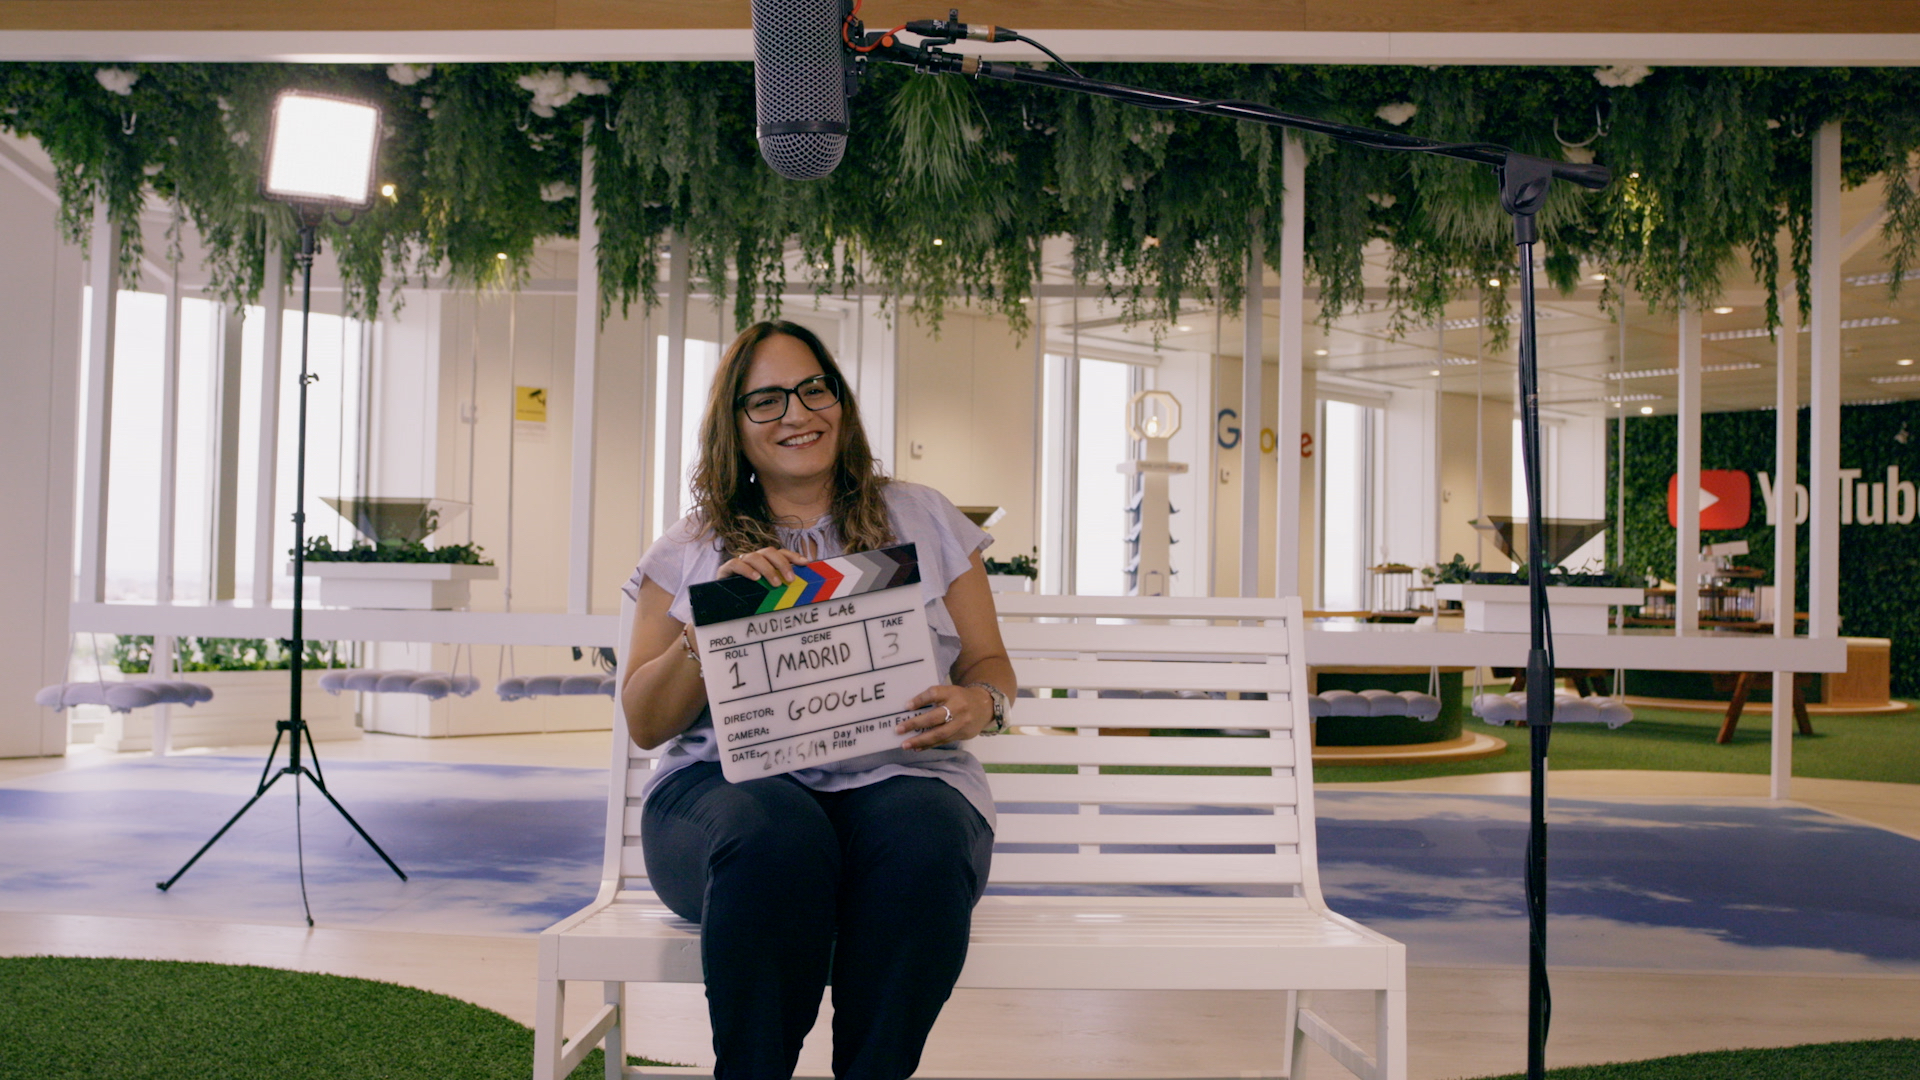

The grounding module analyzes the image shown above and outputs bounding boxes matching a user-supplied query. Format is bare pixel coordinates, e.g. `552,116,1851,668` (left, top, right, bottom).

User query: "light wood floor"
5,732,1919,1080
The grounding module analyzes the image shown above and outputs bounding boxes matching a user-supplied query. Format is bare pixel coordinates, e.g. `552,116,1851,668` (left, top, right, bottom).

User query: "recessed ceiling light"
1640,405,1655,414
380,183,397,198
933,238,944,246
1178,325,1191,331
1589,273,1608,282
1712,306,1735,315
1429,369,1441,376
495,252,507,260
1611,402,1622,408
1487,277,1502,287
1899,358,1914,366
1313,348,1329,356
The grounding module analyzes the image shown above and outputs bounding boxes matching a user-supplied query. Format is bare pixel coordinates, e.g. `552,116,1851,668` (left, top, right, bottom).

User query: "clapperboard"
688,543,937,781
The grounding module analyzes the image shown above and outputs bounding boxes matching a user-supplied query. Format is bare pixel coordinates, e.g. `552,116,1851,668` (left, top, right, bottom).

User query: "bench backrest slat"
967,733,1293,768
611,593,1321,899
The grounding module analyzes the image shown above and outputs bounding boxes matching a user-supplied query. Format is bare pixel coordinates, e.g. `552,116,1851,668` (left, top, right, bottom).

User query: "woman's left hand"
897,683,995,750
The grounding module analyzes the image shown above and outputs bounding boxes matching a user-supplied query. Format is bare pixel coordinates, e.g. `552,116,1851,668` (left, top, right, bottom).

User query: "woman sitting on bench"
620,320,1017,1080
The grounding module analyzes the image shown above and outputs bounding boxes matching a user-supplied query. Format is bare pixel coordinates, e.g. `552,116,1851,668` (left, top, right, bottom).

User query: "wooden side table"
1713,672,1815,744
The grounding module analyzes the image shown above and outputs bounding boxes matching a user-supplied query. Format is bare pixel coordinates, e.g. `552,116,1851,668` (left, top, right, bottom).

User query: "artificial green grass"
1470,1038,1920,1079
1318,699,1920,785
0,956,680,1080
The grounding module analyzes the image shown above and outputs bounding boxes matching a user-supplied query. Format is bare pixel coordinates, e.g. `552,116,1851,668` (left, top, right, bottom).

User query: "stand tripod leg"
156,769,288,891
295,765,407,881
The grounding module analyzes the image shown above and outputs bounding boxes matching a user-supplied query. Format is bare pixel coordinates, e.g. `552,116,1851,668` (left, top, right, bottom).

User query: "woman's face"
736,333,842,490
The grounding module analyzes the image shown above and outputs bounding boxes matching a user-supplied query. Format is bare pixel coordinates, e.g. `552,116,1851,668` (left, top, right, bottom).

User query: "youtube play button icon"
1667,470,1752,530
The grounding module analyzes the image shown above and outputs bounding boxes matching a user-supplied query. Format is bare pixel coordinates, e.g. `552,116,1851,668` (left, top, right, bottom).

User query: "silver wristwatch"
968,682,1011,735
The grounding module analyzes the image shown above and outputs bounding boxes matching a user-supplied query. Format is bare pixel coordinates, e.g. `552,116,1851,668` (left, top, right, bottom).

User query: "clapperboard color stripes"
688,544,938,781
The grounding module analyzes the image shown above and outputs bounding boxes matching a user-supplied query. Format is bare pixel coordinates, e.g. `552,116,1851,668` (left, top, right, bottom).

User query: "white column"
77,198,119,604
1809,121,1842,642
152,223,184,757
1274,135,1306,601
252,241,286,606
1239,215,1264,598
662,235,690,526
1675,302,1701,634
1772,279,1800,800
158,231,182,604
567,124,599,615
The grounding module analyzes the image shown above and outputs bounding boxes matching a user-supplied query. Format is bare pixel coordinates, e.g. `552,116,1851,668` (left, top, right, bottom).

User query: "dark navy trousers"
642,760,993,1080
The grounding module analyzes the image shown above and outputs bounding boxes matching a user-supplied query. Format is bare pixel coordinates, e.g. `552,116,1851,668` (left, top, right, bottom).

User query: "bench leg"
533,975,565,1080
1717,673,1753,744
603,982,625,1080
1376,988,1407,1080
1290,991,1310,1080
1794,678,1814,736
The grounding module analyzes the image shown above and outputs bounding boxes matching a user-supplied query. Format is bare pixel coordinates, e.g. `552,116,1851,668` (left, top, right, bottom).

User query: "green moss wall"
1610,403,1920,695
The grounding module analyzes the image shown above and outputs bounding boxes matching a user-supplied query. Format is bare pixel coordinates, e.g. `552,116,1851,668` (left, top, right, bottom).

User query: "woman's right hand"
718,546,809,585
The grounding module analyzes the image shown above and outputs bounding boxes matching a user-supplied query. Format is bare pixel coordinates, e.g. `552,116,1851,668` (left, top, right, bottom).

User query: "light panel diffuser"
264,92,381,207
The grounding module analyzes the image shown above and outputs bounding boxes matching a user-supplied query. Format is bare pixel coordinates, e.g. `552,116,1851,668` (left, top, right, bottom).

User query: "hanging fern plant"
4,60,1920,341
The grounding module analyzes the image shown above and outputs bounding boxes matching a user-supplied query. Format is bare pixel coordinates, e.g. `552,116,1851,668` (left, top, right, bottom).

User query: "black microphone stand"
859,27,1597,1080
158,206,407,921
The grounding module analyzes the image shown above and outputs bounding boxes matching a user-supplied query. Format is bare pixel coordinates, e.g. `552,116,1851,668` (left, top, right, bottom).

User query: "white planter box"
988,574,1034,593
1434,584,1645,635
94,669,357,753
295,561,499,610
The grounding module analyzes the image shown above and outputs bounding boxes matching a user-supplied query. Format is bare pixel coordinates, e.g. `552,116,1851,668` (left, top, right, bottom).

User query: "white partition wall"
0,137,84,758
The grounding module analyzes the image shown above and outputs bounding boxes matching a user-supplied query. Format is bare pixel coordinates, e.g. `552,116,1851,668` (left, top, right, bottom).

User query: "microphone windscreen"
752,0,849,180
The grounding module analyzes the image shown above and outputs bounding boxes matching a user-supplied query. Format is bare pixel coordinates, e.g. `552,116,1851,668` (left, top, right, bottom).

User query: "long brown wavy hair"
689,321,893,557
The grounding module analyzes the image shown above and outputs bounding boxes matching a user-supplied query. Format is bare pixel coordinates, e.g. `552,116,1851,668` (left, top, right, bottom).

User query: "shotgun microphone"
752,0,850,180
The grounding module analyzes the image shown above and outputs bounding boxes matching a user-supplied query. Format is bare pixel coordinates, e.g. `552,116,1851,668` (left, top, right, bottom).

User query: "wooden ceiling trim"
3,1,1919,35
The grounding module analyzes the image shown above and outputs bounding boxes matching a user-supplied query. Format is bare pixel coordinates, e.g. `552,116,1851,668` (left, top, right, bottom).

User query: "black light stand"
855,26,1600,1079
159,95,406,922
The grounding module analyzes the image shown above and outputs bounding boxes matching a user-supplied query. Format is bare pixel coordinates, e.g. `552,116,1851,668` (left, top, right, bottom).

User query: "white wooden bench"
534,593,1406,1080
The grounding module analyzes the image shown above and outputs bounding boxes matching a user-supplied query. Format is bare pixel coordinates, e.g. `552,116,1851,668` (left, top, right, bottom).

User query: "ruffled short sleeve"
622,515,723,626
886,482,992,602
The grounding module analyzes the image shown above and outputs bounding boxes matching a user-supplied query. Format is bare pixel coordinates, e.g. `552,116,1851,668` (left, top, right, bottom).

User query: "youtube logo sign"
1667,470,1752,530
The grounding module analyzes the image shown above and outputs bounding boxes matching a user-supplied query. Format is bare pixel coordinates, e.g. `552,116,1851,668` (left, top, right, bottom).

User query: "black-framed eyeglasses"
736,374,842,423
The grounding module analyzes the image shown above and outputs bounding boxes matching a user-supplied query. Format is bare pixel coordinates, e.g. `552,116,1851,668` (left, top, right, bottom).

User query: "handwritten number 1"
729,662,746,690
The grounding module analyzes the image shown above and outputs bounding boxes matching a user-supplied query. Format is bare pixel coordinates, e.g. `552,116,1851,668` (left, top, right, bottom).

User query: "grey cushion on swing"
1473,691,1633,729
324,669,478,699
35,680,214,713
1309,689,1442,721
410,676,453,699
498,673,618,700
526,675,567,697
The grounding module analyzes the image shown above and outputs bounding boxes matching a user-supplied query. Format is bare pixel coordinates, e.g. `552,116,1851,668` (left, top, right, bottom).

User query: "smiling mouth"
779,431,824,448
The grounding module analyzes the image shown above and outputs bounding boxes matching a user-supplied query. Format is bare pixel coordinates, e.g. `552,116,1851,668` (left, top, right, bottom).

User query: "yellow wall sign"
515,386,548,423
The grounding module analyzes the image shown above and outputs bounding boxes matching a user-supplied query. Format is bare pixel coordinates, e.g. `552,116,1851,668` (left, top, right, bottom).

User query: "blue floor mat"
3,757,1917,974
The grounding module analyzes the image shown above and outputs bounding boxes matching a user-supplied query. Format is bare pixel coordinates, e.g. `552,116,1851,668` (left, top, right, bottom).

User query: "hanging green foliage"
4,60,1919,341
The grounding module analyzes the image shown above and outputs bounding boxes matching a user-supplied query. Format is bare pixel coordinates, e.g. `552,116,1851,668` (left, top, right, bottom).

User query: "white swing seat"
1473,691,1633,729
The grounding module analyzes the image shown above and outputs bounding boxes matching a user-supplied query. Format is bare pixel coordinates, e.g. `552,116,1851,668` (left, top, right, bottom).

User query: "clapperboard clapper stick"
688,544,939,781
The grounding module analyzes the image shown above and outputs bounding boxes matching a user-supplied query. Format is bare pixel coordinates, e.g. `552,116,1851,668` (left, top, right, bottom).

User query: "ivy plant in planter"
297,537,499,610
113,635,349,674
983,550,1038,593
